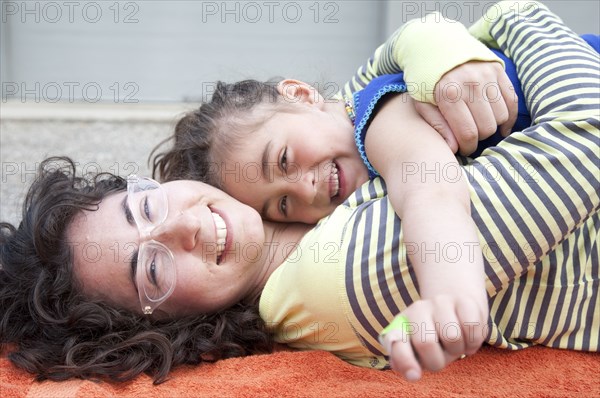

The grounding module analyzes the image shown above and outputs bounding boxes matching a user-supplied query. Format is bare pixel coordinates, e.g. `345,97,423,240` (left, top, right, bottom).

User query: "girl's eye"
279,196,288,217
279,147,288,172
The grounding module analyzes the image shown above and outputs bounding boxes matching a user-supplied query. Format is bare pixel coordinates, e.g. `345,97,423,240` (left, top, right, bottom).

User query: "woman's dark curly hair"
0,157,273,384
151,79,283,184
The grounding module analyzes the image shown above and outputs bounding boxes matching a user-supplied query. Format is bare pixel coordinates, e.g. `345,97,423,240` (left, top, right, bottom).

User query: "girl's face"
68,180,270,317
221,84,369,224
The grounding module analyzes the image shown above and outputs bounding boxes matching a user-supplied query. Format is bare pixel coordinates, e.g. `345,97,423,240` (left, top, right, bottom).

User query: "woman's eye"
144,255,159,288
149,258,158,285
279,196,288,217
143,250,171,294
279,147,288,172
143,196,151,222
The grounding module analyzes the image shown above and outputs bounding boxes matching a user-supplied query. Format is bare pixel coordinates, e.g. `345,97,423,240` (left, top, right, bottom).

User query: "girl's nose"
141,212,198,251
291,170,316,204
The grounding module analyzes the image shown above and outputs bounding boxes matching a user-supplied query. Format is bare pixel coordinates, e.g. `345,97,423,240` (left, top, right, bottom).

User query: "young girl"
152,1,598,371
152,13,598,224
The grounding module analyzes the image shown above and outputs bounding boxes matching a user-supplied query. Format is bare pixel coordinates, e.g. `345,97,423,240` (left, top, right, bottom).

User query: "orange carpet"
1,346,598,397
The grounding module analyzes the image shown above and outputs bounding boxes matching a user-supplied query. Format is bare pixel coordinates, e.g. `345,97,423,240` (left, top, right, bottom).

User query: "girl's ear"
276,79,324,108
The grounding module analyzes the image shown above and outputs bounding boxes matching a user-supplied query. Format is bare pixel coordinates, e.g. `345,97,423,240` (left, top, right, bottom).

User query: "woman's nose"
141,213,198,251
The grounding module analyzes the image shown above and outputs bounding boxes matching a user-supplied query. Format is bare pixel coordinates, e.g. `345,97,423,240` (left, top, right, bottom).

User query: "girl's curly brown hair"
151,79,282,184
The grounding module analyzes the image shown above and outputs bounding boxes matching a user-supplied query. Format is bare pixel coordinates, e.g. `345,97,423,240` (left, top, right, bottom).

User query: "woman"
1,1,598,384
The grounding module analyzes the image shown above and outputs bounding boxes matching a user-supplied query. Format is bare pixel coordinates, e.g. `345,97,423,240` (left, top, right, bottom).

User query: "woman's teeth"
330,163,340,198
212,212,227,262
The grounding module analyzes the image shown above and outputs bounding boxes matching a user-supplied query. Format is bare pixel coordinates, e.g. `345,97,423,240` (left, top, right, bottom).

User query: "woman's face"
68,180,269,317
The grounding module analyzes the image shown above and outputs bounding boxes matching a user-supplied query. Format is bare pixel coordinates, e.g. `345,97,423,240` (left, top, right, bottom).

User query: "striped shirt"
260,1,599,368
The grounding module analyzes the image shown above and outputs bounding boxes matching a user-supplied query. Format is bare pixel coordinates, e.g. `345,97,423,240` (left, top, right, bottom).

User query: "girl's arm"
341,11,517,154
364,93,488,380
341,12,502,101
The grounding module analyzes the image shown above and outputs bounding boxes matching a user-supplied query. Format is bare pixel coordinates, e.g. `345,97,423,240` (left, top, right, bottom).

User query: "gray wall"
2,0,598,103
384,1,599,37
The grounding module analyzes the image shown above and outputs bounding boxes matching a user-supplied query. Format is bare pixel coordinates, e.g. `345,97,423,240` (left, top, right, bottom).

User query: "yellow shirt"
339,10,504,104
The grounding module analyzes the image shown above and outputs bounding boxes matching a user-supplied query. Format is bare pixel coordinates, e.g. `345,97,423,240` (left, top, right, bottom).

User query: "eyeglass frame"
126,175,176,315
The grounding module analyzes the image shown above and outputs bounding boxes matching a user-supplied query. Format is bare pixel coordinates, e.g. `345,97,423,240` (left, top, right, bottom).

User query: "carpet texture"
1,346,598,398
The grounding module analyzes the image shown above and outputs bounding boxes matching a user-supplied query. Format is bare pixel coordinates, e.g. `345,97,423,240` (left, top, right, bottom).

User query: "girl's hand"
414,61,518,156
380,294,488,382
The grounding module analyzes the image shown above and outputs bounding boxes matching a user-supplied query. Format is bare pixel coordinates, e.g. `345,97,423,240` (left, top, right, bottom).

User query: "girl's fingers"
432,299,466,357
464,93,498,141
380,315,422,381
413,101,459,153
455,296,487,355
437,97,479,156
403,305,447,373
497,71,519,136
485,82,510,128
385,329,423,382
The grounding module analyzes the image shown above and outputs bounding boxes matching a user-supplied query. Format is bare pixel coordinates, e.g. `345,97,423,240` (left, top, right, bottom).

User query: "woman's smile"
70,179,272,316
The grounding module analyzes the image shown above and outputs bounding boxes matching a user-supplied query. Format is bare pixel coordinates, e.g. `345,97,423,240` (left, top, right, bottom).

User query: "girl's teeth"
331,163,340,197
212,212,227,260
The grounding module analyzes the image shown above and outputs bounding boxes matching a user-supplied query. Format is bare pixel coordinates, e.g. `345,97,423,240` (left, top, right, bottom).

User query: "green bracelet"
379,314,410,347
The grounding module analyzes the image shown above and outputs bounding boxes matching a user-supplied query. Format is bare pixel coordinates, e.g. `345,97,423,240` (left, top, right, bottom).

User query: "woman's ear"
276,79,324,108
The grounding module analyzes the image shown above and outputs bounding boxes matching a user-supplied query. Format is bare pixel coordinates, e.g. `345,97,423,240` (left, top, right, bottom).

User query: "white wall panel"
1,1,597,103
384,1,599,38
1,0,384,102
